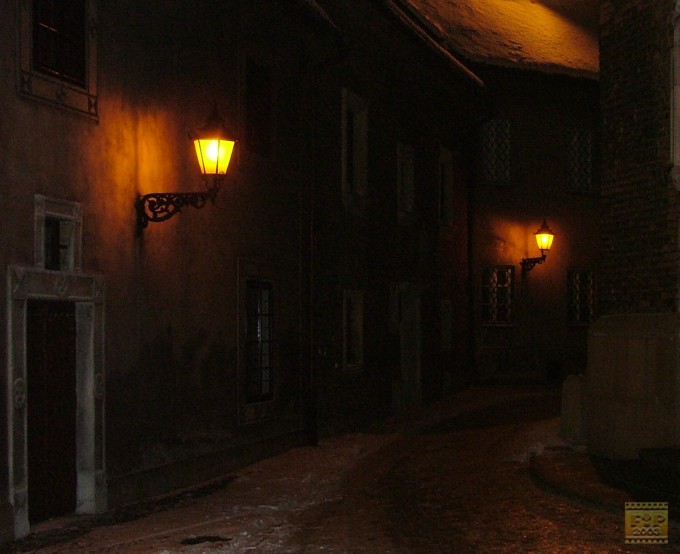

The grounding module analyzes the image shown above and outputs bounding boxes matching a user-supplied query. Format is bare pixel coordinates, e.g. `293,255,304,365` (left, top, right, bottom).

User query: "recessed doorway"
26,300,77,523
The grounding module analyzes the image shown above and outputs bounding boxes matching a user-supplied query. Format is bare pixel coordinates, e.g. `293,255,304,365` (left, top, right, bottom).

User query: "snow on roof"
400,0,599,79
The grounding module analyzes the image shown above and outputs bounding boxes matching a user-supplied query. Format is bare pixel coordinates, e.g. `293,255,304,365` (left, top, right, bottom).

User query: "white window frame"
34,195,82,272
341,88,368,209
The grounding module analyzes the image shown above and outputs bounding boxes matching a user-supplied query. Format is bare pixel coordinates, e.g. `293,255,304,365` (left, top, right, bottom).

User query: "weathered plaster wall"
0,0,315,533
470,66,600,382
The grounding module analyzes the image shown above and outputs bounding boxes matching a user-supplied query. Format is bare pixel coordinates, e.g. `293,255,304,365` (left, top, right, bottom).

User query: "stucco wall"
469,66,600,382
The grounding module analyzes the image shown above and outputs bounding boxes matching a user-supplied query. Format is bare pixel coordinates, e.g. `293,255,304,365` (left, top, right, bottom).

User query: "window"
397,142,415,220
246,280,274,402
44,217,75,271
18,0,98,118
343,289,364,369
439,147,454,226
567,269,594,325
33,0,86,87
567,128,593,193
479,119,510,186
482,266,514,325
341,89,368,207
34,195,82,271
245,58,272,157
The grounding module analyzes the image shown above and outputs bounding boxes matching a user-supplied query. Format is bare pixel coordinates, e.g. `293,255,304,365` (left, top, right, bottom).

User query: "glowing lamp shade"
534,219,555,253
194,138,235,175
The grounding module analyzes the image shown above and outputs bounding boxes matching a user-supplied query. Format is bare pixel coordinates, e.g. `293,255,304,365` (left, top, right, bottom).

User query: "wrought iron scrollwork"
520,254,546,273
136,180,221,233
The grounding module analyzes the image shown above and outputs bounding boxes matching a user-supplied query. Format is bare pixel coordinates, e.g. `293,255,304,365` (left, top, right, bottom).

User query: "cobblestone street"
6,385,680,553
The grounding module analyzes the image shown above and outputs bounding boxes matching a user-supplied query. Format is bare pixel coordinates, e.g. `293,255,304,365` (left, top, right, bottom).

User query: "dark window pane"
33,0,86,87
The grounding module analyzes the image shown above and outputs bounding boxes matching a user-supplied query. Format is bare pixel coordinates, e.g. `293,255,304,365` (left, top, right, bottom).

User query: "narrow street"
11,385,680,553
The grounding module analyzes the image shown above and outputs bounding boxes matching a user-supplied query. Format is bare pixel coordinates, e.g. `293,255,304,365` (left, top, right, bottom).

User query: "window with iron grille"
567,269,594,325
18,0,97,118
246,280,274,402
342,89,368,207
343,289,364,369
482,266,514,325
567,128,592,193
479,119,510,186
439,147,454,226
397,142,415,220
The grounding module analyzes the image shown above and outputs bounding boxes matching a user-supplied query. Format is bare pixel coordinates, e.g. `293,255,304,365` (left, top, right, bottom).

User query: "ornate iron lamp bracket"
136,179,222,234
520,253,546,273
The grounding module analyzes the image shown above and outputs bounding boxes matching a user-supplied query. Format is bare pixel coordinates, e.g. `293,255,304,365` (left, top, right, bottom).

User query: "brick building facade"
579,1,680,460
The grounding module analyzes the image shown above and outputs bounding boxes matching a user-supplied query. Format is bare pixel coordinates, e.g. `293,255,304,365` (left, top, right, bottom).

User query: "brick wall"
599,0,678,313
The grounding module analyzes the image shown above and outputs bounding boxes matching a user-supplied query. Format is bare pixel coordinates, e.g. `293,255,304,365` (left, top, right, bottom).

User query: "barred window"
567,128,592,193
342,89,368,206
479,119,510,186
397,142,415,220
18,0,98,118
482,266,514,325
246,280,274,402
567,269,594,325
343,289,364,369
439,147,454,226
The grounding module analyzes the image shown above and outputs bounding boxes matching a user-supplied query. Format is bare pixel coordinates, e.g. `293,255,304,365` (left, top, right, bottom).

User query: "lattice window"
246,280,274,402
568,128,592,193
397,142,415,220
482,266,514,325
439,147,454,226
342,89,368,207
567,269,594,325
343,289,364,369
479,119,510,186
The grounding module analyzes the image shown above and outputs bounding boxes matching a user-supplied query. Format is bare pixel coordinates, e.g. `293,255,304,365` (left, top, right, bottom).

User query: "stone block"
584,313,680,459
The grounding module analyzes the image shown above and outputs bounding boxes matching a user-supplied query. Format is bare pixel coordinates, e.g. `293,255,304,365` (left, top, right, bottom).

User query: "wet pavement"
4,384,680,553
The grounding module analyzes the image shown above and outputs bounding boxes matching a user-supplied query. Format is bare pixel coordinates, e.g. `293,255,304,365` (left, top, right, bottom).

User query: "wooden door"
26,300,77,523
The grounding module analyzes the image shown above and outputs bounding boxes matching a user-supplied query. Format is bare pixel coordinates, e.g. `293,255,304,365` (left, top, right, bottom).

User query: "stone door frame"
7,266,105,538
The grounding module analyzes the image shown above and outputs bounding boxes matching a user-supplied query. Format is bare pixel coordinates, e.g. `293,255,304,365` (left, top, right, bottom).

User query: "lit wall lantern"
520,219,555,273
136,106,236,233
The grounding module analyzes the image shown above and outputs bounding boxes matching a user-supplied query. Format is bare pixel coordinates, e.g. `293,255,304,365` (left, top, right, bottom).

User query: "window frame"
245,279,275,404
18,0,98,119
567,127,593,193
438,147,454,227
481,265,514,326
343,289,364,371
341,88,368,210
479,118,511,187
567,268,595,326
397,142,415,222
34,195,82,272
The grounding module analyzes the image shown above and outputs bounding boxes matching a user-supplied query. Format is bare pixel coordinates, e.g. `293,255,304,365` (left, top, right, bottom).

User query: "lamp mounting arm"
136,178,222,234
520,252,547,273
